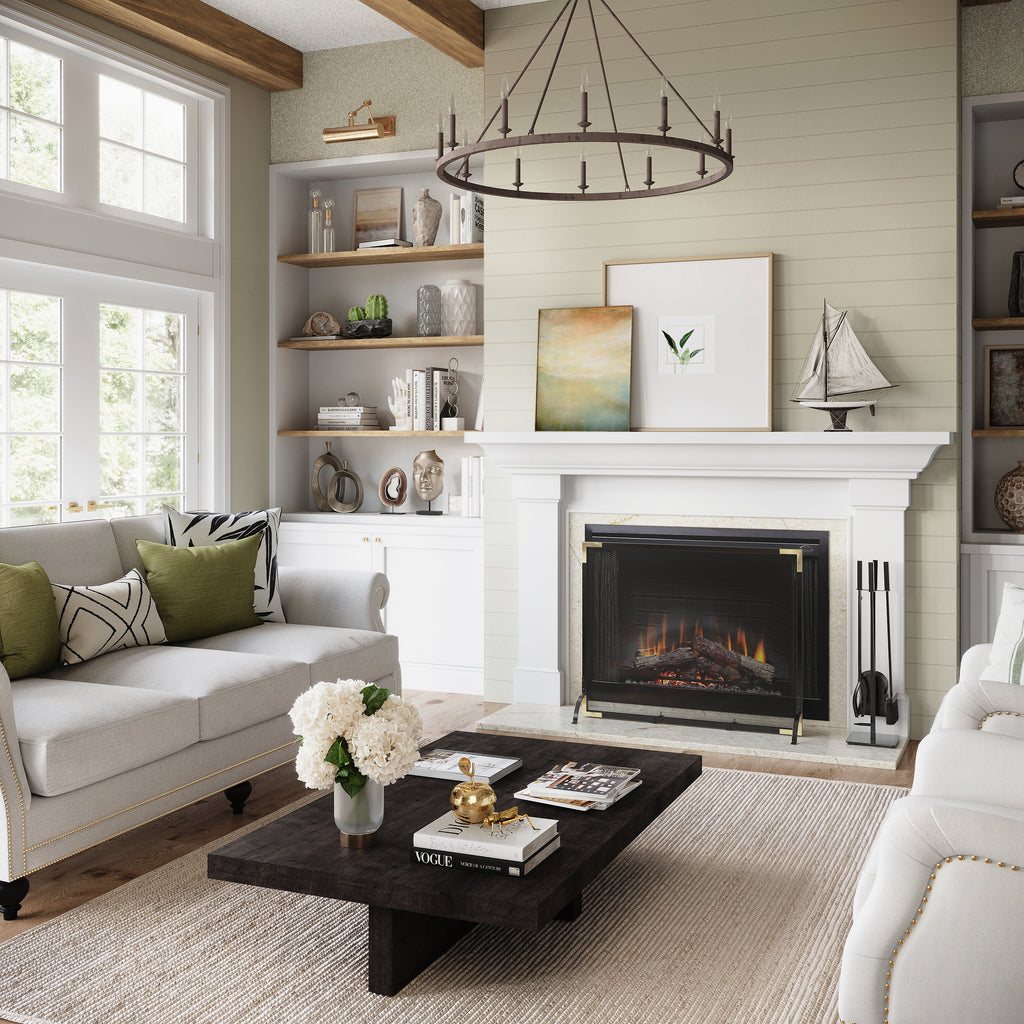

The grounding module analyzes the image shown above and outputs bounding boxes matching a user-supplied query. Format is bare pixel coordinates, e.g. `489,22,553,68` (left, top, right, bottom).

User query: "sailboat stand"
791,300,896,431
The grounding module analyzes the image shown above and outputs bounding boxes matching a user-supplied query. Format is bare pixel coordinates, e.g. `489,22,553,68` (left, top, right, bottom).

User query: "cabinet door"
372,528,483,694
277,522,373,572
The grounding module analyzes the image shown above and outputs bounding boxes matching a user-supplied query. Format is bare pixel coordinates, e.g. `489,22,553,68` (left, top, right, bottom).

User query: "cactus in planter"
365,294,388,320
347,306,367,321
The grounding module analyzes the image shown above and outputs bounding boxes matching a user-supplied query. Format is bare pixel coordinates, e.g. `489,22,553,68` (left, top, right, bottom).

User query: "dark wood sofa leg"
224,780,253,815
1,877,29,921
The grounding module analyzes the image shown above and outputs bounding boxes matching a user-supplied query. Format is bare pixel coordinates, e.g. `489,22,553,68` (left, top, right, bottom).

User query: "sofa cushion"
981,581,1024,684
162,506,285,623
12,678,198,797
44,642,309,741
136,535,262,642
181,623,399,688
0,561,60,680
52,568,167,665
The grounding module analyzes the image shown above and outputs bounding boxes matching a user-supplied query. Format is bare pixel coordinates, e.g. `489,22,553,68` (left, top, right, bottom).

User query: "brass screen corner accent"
582,541,603,563
779,715,803,738
779,547,804,573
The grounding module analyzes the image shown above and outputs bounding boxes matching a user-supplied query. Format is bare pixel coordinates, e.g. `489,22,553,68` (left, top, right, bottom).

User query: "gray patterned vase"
417,284,443,337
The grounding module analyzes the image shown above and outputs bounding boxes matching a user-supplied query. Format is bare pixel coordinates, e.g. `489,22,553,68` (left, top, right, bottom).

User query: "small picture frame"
985,344,1024,428
352,186,403,249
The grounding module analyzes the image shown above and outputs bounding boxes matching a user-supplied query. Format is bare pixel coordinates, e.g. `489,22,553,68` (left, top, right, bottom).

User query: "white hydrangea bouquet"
289,679,423,797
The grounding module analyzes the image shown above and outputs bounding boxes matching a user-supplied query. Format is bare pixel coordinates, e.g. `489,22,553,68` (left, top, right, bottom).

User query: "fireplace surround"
475,431,951,745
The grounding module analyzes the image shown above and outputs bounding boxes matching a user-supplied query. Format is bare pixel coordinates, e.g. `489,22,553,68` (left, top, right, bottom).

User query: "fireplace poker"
868,560,877,745
883,561,898,725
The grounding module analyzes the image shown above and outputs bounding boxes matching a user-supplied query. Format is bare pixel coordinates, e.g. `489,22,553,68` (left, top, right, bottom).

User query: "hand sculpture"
388,377,409,430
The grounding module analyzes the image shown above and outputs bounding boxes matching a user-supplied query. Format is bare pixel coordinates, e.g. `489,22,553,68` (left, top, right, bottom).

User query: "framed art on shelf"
535,306,633,431
603,253,773,430
352,186,403,249
985,344,1024,428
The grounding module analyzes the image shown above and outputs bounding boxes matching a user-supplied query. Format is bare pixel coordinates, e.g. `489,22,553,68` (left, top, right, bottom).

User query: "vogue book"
410,836,560,877
413,810,557,862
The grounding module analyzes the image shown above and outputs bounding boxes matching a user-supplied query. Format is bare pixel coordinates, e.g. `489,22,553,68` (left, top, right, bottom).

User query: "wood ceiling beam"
357,0,484,68
41,0,303,91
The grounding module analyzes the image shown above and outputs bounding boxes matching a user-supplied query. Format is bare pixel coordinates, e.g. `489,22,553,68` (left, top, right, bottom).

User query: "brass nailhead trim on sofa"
979,710,1023,729
0,717,29,875
881,856,1022,1024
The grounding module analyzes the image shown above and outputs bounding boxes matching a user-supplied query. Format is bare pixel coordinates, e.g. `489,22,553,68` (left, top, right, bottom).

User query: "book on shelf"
999,197,1024,206
289,334,344,342
357,238,412,248
410,836,560,876
460,455,483,517
449,193,461,245
319,406,378,414
413,810,558,862
460,193,484,244
513,777,642,812
524,761,641,802
315,424,379,430
317,414,380,424
408,748,523,783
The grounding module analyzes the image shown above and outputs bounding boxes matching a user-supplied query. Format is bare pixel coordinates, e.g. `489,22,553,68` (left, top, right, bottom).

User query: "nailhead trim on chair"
874,856,1022,1024
979,710,1023,729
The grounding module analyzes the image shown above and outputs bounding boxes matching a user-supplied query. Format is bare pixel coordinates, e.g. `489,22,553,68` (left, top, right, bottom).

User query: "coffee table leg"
556,893,583,922
368,905,475,995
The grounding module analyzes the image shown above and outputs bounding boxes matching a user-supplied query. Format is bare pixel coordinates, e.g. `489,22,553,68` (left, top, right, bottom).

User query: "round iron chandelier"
436,0,734,202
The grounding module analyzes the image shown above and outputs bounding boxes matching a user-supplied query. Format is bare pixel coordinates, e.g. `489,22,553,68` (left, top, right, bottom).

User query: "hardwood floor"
0,690,914,949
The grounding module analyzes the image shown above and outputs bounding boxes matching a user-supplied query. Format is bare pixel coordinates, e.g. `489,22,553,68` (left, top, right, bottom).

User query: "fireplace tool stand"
847,559,900,748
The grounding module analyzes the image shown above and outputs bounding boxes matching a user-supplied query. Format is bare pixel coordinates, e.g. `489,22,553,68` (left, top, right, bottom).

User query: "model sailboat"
792,300,897,431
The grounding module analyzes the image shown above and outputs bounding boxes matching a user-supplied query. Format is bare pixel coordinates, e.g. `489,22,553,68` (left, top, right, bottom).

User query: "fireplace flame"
635,617,768,665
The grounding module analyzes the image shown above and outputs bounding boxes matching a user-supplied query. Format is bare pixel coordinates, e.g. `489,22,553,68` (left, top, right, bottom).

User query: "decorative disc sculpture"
311,441,343,512
326,461,364,513
378,466,408,514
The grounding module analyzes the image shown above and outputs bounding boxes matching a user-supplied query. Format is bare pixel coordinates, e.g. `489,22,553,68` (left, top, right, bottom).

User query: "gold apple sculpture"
450,757,496,824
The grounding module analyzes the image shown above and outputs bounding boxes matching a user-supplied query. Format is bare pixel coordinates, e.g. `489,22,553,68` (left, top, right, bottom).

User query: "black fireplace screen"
583,525,829,724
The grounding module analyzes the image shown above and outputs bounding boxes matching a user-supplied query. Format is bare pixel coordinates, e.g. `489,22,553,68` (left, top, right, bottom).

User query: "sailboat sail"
793,300,895,401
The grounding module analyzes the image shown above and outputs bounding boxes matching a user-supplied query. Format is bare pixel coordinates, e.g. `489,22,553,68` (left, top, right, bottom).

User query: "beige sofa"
0,514,400,920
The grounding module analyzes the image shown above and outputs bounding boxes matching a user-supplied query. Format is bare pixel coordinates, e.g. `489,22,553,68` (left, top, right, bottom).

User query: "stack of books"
393,367,451,431
316,405,379,430
412,809,560,877
460,456,484,517
999,197,1024,208
408,747,522,783
357,238,412,248
515,761,642,812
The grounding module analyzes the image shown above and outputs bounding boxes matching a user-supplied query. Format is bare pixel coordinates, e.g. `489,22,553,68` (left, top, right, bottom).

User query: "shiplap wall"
481,0,959,738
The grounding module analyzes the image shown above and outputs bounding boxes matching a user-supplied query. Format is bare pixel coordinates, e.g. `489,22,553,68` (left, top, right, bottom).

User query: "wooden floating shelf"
279,429,467,438
279,334,483,351
972,317,1024,330
277,242,483,269
973,208,1024,229
973,428,1024,437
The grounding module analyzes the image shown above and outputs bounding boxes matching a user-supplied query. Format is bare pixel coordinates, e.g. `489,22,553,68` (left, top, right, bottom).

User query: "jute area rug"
0,768,905,1024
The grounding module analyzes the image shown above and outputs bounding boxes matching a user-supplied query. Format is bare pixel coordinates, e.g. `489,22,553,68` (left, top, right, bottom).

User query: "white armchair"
838,722,1024,1024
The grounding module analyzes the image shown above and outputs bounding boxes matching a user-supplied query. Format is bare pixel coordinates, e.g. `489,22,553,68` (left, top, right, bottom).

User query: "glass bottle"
322,197,336,253
309,189,323,254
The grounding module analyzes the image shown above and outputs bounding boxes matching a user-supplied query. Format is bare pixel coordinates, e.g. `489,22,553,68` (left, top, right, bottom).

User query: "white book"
405,368,415,427
461,456,470,518
413,369,427,432
460,193,483,244
449,193,462,245
408,748,522,783
414,810,558,862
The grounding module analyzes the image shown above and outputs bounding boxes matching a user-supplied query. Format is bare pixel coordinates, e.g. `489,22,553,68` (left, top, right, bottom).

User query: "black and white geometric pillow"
161,506,285,623
52,569,167,665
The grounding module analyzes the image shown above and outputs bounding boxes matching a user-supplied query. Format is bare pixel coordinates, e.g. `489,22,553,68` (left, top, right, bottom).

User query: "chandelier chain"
586,0,630,191
528,0,580,137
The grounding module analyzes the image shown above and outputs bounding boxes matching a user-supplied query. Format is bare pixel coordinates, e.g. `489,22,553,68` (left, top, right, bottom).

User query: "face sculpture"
412,450,444,502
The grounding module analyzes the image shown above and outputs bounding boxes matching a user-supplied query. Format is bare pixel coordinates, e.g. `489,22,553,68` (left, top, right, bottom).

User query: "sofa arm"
0,664,31,882
932,675,1024,737
839,796,1024,1024
277,566,389,632
912,729,1024,812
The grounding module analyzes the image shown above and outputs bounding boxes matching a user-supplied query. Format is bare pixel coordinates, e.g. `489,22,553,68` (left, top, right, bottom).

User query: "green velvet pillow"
0,561,60,679
135,535,262,643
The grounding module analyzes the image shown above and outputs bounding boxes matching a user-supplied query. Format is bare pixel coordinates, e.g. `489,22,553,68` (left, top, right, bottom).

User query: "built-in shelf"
279,334,483,351
973,428,1024,437
972,208,1024,228
972,316,1024,330
278,429,470,438
277,242,483,269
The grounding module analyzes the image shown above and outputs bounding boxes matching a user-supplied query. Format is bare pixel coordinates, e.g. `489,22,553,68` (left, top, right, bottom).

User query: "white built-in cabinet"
961,93,1024,649
269,150,485,693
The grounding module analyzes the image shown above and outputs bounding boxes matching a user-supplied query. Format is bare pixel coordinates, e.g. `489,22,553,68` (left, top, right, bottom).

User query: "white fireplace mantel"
475,431,953,735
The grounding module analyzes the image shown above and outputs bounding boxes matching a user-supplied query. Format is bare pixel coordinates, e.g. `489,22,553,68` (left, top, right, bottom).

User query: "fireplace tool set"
847,559,899,748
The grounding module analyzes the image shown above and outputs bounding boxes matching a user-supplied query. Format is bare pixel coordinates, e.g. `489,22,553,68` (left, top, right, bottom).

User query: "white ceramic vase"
441,279,476,336
334,779,384,847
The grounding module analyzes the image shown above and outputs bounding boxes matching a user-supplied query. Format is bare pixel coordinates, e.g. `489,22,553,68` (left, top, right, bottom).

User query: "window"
0,2,227,523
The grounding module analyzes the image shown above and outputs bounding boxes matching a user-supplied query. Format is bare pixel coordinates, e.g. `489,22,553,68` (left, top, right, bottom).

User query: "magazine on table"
524,761,641,801
514,777,642,812
410,836,560,877
408,748,523,784
413,810,558,862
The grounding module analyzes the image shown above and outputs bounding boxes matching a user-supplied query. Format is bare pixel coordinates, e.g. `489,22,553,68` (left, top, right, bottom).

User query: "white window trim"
0,0,229,510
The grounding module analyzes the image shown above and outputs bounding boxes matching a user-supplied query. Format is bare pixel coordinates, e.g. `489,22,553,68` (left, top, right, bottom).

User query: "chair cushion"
44,643,309,741
136,536,262,642
12,677,198,797
52,568,166,665
0,561,60,680
181,623,399,687
162,506,285,623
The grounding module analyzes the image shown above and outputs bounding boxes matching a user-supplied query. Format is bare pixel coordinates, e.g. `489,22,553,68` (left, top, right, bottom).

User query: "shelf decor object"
322,100,396,144
1010,251,1024,317
412,188,442,246
352,187,403,250
311,441,344,512
417,283,443,336
985,345,1024,428
441,279,476,335
435,0,733,202
308,190,323,255
995,461,1024,532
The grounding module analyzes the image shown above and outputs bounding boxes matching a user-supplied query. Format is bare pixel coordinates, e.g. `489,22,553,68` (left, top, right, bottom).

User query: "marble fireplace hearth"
474,431,951,770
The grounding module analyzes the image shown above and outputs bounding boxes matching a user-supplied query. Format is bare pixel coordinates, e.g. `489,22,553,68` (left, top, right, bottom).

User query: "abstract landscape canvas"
535,306,632,431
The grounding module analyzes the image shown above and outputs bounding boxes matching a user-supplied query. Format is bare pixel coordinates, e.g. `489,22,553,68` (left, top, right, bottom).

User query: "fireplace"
582,524,829,731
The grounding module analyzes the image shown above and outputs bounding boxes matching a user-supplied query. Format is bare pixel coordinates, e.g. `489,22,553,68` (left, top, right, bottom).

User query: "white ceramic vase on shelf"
441,279,476,336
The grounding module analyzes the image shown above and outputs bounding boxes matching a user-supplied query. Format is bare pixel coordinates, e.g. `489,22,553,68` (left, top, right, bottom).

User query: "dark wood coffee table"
208,731,701,995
